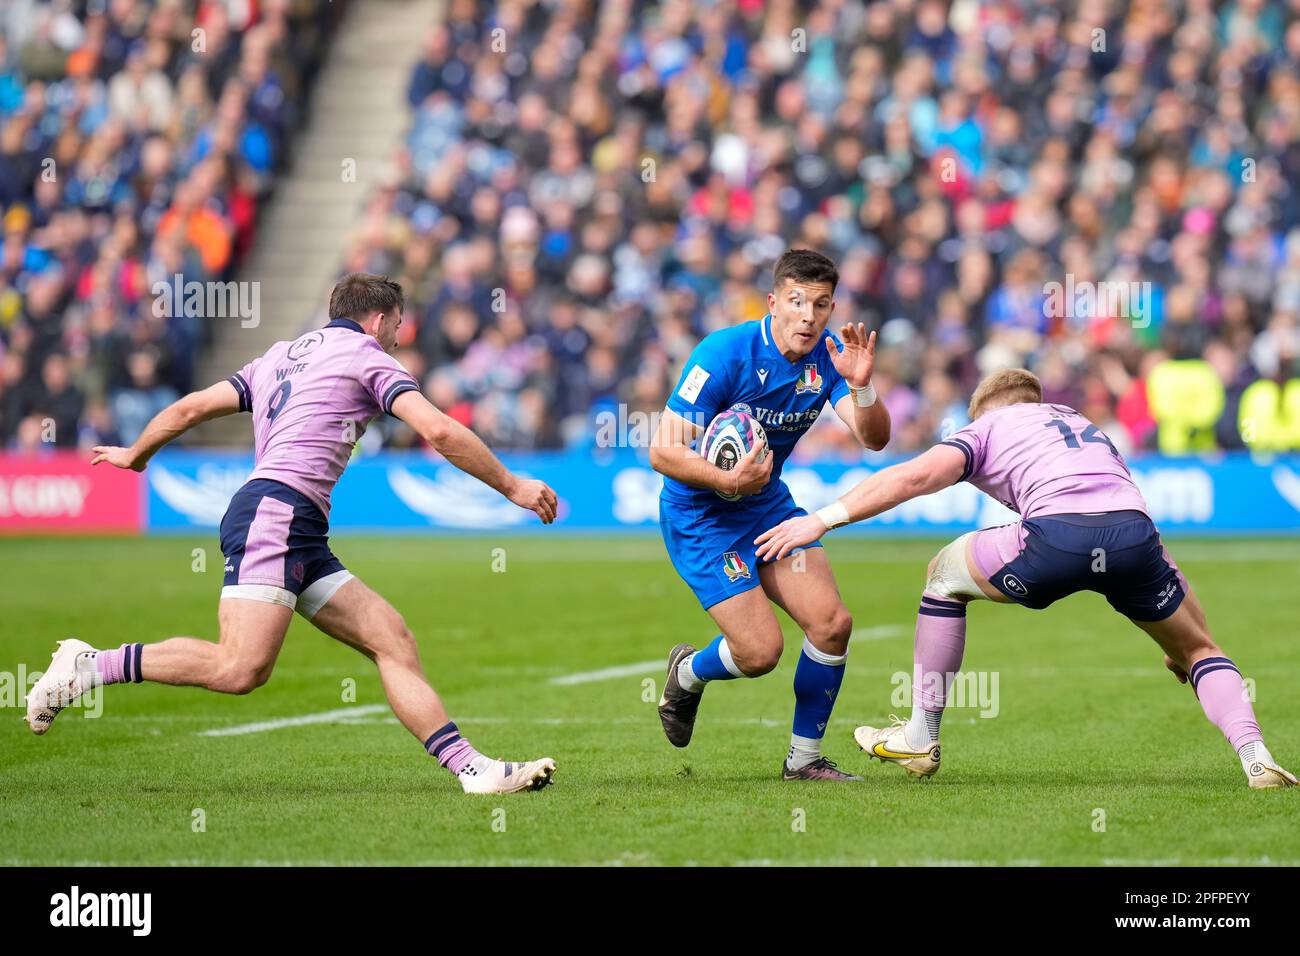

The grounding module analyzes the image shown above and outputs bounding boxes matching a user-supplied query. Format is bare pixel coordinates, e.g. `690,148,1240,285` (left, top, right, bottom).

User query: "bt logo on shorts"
1002,574,1029,596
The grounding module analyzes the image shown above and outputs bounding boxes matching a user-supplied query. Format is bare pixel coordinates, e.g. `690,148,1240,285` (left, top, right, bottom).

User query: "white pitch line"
548,660,664,685
549,628,904,687
198,704,388,737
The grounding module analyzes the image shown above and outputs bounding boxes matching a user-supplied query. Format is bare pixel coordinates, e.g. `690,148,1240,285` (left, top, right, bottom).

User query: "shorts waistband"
1032,510,1148,528
239,478,326,522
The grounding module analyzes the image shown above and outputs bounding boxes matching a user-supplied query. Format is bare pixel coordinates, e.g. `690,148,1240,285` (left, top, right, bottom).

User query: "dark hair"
328,273,405,322
773,248,839,291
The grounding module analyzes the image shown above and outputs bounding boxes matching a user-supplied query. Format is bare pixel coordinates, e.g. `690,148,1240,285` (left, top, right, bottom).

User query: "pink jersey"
941,403,1149,519
227,318,420,516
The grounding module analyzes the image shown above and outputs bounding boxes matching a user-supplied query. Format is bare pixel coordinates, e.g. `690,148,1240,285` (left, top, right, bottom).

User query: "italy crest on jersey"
794,364,823,395
722,551,750,581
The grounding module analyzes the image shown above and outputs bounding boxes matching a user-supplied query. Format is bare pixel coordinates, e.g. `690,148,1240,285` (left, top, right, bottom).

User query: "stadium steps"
193,0,438,447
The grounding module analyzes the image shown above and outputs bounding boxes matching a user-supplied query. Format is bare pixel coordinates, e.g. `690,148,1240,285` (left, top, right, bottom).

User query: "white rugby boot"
458,755,556,794
853,716,941,779
1247,761,1298,790
25,639,100,735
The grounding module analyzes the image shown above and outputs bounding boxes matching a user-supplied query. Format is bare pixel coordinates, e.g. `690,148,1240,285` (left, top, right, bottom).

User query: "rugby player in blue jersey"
650,249,891,780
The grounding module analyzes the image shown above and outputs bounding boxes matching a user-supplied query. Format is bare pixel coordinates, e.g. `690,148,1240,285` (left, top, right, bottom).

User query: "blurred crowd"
4,0,1300,459
342,0,1300,457
0,0,342,451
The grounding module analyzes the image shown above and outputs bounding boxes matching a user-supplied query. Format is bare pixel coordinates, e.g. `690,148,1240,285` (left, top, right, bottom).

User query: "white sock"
905,709,941,750
677,654,704,694
787,734,821,770
1238,740,1273,774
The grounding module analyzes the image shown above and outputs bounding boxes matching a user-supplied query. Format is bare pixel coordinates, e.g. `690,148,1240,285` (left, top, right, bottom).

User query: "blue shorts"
976,510,1187,622
219,479,351,618
659,484,821,610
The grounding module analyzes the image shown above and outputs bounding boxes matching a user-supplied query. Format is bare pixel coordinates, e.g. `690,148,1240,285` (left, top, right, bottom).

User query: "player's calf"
1136,590,1296,790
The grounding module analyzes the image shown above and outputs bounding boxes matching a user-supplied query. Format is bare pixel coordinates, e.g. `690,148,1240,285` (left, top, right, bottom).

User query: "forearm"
838,463,927,524
849,399,891,450
649,445,731,494
427,416,517,497
128,400,201,467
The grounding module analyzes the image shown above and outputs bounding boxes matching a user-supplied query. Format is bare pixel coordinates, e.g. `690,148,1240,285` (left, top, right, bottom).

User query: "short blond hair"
968,368,1043,419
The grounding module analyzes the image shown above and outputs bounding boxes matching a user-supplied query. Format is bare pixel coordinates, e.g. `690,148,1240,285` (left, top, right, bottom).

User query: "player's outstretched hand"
91,446,143,471
754,513,828,562
826,322,876,389
508,477,559,524
1164,654,1189,685
730,441,772,497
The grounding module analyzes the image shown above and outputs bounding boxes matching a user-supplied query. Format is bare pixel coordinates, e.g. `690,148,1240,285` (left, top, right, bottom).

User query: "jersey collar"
762,313,809,367
326,318,364,333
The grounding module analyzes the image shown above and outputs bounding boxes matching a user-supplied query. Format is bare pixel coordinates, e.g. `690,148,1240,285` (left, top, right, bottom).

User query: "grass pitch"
2,535,1297,866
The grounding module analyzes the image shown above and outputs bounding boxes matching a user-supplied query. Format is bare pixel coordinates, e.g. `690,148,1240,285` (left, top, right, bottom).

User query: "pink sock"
1189,657,1262,752
96,644,140,685
424,721,483,775
912,593,968,713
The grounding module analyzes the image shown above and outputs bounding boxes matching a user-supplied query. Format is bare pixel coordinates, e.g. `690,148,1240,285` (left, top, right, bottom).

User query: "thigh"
1131,586,1216,668
308,575,416,662
964,526,1019,603
759,546,847,640
217,596,294,673
705,583,784,659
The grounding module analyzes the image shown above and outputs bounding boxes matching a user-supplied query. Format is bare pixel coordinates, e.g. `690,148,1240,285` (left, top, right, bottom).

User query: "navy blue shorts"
980,511,1187,622
219,479,350,615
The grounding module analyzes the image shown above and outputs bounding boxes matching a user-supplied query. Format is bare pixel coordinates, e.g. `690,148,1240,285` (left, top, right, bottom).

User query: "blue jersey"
662,313,851,511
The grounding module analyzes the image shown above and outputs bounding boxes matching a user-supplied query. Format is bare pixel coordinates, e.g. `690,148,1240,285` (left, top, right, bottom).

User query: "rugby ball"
701,408,769,502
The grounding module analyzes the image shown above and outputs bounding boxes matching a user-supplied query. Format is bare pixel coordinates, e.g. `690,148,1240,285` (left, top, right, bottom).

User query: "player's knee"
925,534,981,602
374,612,420,669
733,639,783,677
808,605,853,654
215,659,272,695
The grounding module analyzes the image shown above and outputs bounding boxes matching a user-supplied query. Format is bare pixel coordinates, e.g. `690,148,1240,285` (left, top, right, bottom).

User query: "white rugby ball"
701,408,769,501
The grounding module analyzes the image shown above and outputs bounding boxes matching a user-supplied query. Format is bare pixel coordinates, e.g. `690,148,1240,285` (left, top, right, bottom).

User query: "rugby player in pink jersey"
25,273,560,795
756,368,1296,789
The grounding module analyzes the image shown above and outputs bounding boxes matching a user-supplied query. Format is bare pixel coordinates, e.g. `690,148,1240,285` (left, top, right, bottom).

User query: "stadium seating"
0,0,344,449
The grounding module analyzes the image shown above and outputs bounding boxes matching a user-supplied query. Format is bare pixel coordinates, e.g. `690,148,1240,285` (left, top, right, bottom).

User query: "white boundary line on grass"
548,660,663,686
546,626,903,687
197,704,389,737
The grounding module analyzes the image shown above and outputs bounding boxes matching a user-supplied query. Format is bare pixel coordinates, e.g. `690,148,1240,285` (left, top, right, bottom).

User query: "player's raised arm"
390,389,557,524
828,323,891,451
754,443,966,560
649,407,771,498
91,380,244,471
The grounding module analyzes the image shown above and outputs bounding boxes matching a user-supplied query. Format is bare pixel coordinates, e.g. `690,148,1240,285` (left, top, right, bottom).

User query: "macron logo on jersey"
756,369,768,385
677,365,711,404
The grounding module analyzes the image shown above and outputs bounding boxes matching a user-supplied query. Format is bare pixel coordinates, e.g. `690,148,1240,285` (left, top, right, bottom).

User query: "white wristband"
850,382,877,407
816,501,850,530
